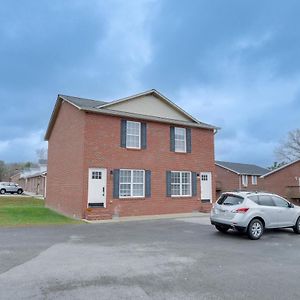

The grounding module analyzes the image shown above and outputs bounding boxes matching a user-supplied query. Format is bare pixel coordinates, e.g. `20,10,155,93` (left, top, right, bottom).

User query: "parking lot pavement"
1,217,300,299
0,194,30,197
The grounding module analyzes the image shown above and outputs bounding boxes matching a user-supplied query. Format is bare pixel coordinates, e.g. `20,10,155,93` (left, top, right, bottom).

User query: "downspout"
41,174,47,198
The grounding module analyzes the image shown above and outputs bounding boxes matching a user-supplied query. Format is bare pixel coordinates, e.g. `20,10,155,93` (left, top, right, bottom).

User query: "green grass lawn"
0,196,83,227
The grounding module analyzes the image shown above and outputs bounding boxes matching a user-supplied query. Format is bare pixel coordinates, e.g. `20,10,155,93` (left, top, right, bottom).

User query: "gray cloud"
0,0,300,166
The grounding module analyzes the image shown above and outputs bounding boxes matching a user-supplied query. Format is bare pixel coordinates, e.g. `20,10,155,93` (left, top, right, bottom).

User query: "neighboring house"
260,159,300,204
10,172,21,184
45,89,218,220
215,161,268,198
10,166,47,197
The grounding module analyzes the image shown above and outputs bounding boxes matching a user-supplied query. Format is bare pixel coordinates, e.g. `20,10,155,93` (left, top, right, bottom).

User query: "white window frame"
174,127,187,153
252,175,257,185
126,121,141,149
171,171,192,197
119,169,145,198
242,175,248,187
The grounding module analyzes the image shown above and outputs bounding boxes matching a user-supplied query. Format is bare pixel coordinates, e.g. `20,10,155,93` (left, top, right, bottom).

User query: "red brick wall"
46,101,216,219
82,112,216,218
216,165,264,198
216,165,240,198
46,101,86,218
261,161,300,201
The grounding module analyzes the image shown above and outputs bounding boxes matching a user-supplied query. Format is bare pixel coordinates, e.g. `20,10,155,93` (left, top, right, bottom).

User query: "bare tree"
0,160,6,181
268,161,286,170
36,147,48,161
275,129,300,162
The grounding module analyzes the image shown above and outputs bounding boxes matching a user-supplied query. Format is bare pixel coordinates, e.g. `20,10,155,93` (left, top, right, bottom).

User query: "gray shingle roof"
59,94,108,109
45,90,219,141
216,161,268,175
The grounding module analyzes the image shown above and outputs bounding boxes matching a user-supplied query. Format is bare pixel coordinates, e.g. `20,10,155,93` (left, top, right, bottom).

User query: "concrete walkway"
84,212,209,224
23,192,45,199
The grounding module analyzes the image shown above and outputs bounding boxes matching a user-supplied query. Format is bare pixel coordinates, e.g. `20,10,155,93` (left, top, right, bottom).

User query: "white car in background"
0,182,23,195
210,191,300,240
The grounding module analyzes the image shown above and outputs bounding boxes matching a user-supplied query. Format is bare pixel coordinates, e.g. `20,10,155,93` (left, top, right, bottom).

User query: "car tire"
0,189,5,195
215,225,230,233
17,189,23,195
293,217,300,234
247,219,264,240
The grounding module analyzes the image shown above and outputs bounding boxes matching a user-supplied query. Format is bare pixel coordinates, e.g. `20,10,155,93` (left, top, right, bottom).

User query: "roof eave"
215,163,266,176
44,95,84,141
97,89,213,127
260,159,300,178
83,107,218,130
215,163,240,175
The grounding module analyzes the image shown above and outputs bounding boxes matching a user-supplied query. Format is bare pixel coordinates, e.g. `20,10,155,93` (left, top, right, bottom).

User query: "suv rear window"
217,194,244,206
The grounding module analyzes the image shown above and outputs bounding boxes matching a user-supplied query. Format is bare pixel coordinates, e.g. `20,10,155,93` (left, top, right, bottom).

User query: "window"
201,174,208,181
119,169,145,198
217,194,244,205
174,127,186,152
92,171,102,179
248,195,260,204
171,171,191,196
252,176,257,185
242,175,248,187
126,121,141,149
258,195,275,207
272,196,289,208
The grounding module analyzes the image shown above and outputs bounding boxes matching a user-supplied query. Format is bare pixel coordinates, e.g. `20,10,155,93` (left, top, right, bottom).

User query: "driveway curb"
83,212,209,224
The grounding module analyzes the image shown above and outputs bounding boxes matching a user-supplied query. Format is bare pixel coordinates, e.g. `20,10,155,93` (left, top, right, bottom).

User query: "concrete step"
85,211,113,220
199,203,212,213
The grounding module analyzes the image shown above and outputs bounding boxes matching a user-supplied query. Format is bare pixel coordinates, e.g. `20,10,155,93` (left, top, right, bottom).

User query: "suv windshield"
217,194,244,206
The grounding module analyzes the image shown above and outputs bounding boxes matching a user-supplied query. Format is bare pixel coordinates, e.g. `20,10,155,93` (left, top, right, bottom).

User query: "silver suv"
0,182,23,195
210,191,300,240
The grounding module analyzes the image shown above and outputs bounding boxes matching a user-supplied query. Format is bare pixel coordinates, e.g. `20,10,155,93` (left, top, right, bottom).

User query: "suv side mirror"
288,203,294,208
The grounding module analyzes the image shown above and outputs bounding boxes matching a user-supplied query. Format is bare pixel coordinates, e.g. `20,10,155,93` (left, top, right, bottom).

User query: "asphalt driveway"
0,216,299,300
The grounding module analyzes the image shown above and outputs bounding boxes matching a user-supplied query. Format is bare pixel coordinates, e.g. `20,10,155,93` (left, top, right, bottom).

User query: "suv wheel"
247,219,264,240
293,217,300,234
215,225,230,233
17,189,23,195
0,189,5,195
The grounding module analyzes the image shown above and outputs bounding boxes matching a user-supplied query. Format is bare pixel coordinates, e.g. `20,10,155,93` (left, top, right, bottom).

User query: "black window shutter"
186,128,192,153
141,122,147,149
113,169,120,198
120,120,127,148
166,171,172,197
145,170,151,197
170,126,175,152
192,172,197,196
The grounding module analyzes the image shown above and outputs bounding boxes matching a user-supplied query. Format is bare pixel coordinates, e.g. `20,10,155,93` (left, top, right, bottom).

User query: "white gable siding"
106,95,192,122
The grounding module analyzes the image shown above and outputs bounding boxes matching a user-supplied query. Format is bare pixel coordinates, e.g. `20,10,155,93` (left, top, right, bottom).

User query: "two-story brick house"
45,89,218,220
215,161,268,198
260,159,300,204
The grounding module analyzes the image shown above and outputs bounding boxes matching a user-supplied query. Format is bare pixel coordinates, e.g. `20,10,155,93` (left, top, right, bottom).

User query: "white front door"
200,172,212,202
88,168,107,208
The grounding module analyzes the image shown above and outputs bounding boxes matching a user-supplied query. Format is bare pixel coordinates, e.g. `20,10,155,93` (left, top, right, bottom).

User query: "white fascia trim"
260,159,300,178
215,163,240,175
59,95,83,110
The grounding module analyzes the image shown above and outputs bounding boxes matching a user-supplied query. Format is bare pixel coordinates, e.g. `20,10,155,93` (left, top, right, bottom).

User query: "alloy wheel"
251,222,262,238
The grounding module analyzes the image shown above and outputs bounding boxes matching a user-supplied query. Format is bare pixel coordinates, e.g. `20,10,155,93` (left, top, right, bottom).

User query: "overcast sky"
1,0,300,167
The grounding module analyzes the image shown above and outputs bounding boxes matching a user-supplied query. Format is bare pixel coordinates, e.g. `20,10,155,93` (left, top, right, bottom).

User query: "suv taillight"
232,208,249,214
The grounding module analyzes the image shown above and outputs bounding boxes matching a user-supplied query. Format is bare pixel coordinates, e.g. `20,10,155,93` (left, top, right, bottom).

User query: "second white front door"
200,172,212,202
88,168,107,208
